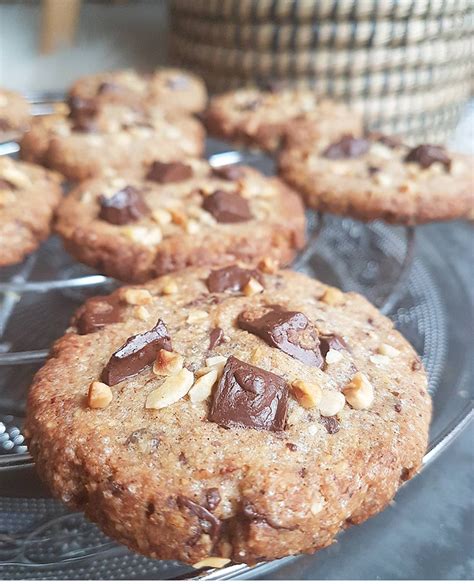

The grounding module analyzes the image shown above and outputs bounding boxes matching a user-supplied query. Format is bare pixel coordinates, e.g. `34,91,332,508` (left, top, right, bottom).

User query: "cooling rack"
0,96,472,579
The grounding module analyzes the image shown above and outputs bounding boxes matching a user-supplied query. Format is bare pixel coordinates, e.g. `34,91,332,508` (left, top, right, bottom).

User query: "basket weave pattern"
170,0,473,143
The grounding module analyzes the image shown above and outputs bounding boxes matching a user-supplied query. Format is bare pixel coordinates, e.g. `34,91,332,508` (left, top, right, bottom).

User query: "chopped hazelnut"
88,381,113,409
189,369,219,403
162,280,179,295
318,389,345,416
134,305,150,321
291,379,322,409
320,287,345,305
145,368,194,409
378,343,400,357
343,372,374,410
325,349,343,364
258,257,278,274
151,208,172,226
243,278,264,296
120,288,153,306
153,350,184,376
192,557,231,569
187,310,208,324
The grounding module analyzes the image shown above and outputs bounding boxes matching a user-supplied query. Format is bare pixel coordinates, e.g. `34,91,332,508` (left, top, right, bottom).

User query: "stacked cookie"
5,73,471,568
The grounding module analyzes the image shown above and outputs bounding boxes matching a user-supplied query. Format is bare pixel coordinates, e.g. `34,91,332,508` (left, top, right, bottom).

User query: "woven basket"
169,0,473,143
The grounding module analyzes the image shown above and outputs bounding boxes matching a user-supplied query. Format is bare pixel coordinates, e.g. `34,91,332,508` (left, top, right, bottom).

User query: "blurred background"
0,0,472,147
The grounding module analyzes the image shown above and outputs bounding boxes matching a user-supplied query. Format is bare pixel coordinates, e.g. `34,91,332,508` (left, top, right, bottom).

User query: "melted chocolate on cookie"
102,319,172,385
323,135,370,159
99,185,149,225
146,160,193,183
209,356,289,432
238,307,324,368
206,265,263,293
404,144,451,171
202,190,252,223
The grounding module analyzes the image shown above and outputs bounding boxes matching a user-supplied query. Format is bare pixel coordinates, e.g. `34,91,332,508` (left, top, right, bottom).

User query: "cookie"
0,157,62,266
205,86,363,151
25,267,431,565
20,104,205,182
54,160,306,282
68,68,207,114
0,88,30,135
279,133,474,224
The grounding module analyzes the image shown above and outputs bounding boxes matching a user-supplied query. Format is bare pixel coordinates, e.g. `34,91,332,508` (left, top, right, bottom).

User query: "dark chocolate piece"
99,185,149,225
206,265,262,293
209,327,225,351
209,356,289,432
101,319,172,385
319,334,346,358
205,488,221,511
212,165,245,181
286,442,298,451
238,307,324,368
68,96,98,132
74,295,123,334
177,495,221,540
404,144,451,171
202,190,252,223
320,416,340,434
323,135,370,159
368,165,380,176
146,160,193,183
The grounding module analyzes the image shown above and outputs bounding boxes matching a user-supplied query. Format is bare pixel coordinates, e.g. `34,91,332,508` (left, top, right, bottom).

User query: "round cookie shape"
279,132,474,224
25,267,431,565
205,86,362,151
68,68,208,114
0,88,30,134
54,160,306,282
20,104,205,182
0,157,62,266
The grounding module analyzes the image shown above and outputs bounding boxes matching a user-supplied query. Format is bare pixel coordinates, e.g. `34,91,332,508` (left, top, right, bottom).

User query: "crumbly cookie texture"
0,157,62,266
25,267,431,565
54,160,306,282
0,88,30,134
20,104,205,181
205,86,362,151
279,133,474,224
68,68,207,114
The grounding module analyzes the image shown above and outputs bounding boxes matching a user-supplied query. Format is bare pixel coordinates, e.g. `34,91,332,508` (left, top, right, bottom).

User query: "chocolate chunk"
209,356,289,432
177,495,221,540
286,442,298,451
101,319,172,385
206,265,262,293
146,160,193,183
205,488,221,511
68,96,98,132
99,185,149,225
74,295,123,334
404,144,451,170
0,178,15,190
368,165,380,176
320,416,340,434
323,135,370,159
212,165,245,181
319,334,346,358
209,327,225,351
394,402,402,413
238,307,324,368
202,190,252,223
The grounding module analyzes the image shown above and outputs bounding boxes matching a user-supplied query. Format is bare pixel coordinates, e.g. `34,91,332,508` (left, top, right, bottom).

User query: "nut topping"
120,288,153,306
243,277,264,296
189,369,219,403
343,372,374,410
378,343,400,357
88,381,113,409
318,389,346,417
291,379,322,409
192,557,231,569
153,349,184,376
320,287,345,305
145,368,194,409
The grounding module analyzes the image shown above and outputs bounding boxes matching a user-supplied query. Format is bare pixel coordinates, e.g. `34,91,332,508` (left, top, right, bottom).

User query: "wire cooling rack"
0,97,472,579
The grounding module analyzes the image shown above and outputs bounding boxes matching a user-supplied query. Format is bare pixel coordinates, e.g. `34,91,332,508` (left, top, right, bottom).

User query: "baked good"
0,157,62,266
279,133,474,224
0,88,30,135
20,104,205,181
25,267,431,565
205,86,362,151
54,160,306,282
68,68,207,115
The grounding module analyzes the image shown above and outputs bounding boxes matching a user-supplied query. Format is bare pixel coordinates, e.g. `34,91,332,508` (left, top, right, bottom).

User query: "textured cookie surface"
25,267,431,565
69,68,207,114
0,88,30,134
20,105,205,181
0,157,62,266
279,133,474,224
54,160,306,282
205,87,362,151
